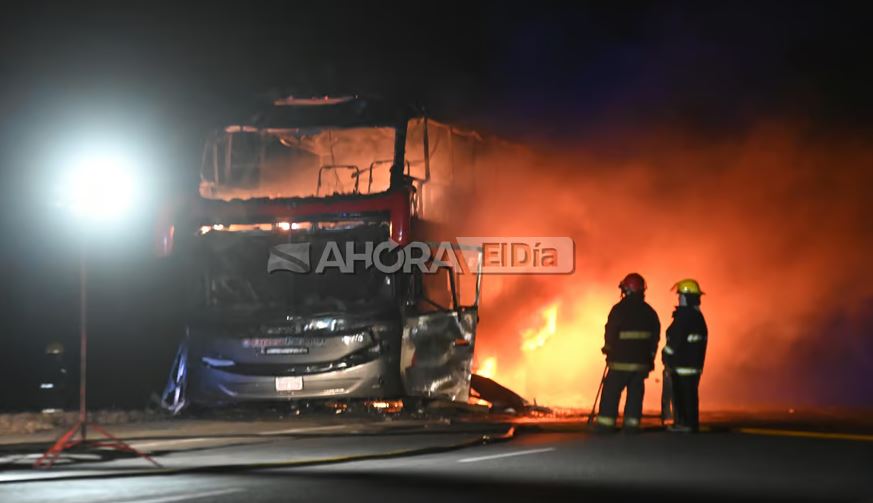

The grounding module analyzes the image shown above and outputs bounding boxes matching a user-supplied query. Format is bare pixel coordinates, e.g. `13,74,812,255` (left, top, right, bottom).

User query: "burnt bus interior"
198,96,488,224
193,221,395,316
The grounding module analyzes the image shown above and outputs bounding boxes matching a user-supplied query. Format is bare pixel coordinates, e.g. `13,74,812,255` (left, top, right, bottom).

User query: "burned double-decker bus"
159,96,485,413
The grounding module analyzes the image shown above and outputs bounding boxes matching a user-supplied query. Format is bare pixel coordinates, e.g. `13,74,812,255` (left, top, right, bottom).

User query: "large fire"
474,293,616,408
208,117,873,411
466,122,873,411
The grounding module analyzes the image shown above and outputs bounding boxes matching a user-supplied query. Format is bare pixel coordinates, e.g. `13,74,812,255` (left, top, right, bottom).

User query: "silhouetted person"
595,273,660,432
663,279,708,432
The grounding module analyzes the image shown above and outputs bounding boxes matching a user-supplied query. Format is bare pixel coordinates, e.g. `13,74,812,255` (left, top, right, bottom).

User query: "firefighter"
595,273,661,432
662,278,708,433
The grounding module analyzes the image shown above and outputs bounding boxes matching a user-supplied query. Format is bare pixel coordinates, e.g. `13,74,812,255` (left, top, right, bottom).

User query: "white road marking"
130,437,215,449
127,487,244,503
261,424,349,435
458,447,556,463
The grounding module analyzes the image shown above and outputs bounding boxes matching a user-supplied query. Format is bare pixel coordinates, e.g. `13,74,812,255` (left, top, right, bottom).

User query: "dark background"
0,1,871,410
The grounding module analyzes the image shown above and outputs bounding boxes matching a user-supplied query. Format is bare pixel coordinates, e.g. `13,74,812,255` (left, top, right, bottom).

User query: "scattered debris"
0,409,162,436
470,374,553,415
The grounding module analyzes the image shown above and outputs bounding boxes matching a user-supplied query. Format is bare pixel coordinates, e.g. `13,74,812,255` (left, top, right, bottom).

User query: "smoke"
203,115,873,410
459,120,873,410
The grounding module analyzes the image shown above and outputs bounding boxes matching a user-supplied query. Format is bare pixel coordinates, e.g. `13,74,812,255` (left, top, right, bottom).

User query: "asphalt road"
1,419,872,502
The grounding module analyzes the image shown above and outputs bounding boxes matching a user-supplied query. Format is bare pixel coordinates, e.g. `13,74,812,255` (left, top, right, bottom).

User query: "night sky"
0,1,871,409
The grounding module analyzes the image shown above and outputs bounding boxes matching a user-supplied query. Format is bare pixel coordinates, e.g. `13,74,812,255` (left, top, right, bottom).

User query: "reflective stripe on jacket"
619,330,653,340
603,295,661,372
662,306,708,371
608,361,652,372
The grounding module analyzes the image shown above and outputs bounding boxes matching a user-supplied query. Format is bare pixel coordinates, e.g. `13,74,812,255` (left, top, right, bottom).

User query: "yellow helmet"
672,278,703,295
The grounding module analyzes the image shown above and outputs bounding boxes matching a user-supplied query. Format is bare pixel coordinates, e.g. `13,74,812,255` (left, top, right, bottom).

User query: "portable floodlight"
34,149,159,469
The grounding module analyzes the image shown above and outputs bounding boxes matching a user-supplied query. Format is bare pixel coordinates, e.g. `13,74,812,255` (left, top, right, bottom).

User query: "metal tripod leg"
33,420,162,469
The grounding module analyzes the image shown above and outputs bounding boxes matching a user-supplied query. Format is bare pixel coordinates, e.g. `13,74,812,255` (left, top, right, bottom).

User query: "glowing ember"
364,400,404,414
470,398,493,408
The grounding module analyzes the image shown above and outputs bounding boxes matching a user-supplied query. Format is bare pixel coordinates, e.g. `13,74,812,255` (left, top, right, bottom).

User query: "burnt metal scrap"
470,374,528,412
401,310,477,402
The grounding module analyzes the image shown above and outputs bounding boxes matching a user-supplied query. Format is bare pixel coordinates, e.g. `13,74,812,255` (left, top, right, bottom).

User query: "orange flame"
521,303,559,352
483,294,614,408
475,356,498,380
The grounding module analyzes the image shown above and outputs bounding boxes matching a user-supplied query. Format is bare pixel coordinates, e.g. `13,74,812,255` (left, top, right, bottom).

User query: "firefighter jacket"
662,306,708,375
603,295,661,372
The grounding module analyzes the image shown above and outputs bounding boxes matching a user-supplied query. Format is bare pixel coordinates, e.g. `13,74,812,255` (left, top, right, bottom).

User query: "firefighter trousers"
670,372,701,431
598,369,645,426
661,368,674,421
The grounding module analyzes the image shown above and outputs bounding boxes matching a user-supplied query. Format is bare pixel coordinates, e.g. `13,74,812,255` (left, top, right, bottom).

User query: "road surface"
1,415,871,502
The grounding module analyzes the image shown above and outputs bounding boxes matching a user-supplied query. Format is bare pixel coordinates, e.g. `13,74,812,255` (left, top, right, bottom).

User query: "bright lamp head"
61,152,138,220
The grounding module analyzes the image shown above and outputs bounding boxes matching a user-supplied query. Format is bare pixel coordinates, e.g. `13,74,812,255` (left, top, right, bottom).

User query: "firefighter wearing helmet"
595,273,661,432
662,278,708,432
